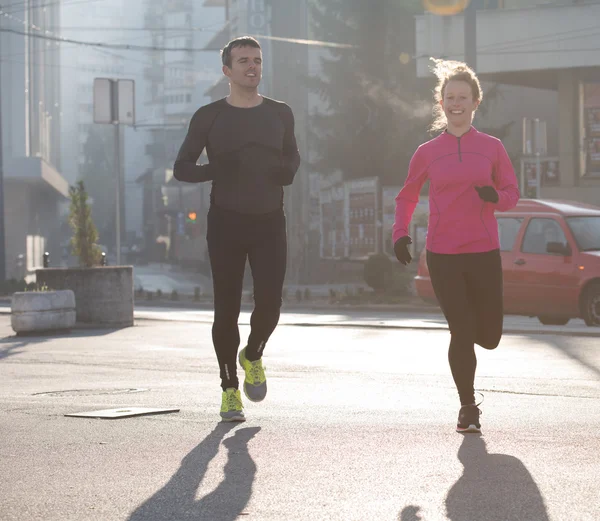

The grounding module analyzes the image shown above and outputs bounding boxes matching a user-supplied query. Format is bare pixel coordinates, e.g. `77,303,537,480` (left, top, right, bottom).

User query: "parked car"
415,199,600,326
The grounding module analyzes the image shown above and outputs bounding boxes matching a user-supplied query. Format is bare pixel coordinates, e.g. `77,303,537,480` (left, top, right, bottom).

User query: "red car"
415,199,600,326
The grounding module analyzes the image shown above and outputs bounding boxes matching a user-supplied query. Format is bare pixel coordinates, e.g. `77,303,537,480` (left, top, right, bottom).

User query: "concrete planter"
11,290,76,334
36,267,133,327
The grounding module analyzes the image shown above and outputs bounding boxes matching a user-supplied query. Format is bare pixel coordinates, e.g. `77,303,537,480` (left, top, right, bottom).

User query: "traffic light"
423,0,470,15
185,210,200,238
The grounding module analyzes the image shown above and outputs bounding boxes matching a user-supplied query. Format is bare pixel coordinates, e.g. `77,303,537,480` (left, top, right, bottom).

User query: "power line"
0,26,357,51
49,25,224,32
0,0,108,15
478,25,600,52
0,26,218,51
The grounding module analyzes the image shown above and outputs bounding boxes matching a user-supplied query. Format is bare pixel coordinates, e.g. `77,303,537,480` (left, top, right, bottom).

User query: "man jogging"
173,36,301,422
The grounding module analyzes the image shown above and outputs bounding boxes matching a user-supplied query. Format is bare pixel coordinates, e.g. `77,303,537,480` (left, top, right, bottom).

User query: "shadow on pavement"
0,327,122,345
544,335,600,380
399,505,424,520
0,336,41,360
128,423,260,521
446,435,549,521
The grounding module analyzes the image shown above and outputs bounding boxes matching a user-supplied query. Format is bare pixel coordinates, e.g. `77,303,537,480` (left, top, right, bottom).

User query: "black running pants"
426,249,503,406
207,205,287,391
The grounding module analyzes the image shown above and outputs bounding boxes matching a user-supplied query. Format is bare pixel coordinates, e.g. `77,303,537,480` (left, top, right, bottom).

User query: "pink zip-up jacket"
393,127,520,254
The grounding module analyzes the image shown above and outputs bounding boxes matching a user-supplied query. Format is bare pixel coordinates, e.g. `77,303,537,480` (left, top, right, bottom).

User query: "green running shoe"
220,388,245,422
239,347,267,402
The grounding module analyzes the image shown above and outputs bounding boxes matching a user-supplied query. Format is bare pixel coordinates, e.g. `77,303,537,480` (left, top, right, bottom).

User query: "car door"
510,217,580,316
495,216,525,314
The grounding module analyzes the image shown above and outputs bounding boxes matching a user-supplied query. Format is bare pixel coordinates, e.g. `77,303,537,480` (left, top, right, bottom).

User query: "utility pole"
464,1,477,70
0,16,6,282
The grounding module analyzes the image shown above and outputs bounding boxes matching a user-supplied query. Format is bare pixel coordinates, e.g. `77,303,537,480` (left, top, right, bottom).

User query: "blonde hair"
429,58,482,133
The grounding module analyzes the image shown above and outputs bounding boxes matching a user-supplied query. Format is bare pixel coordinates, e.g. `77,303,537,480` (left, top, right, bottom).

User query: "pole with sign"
93,78,135,265
522,117,547,199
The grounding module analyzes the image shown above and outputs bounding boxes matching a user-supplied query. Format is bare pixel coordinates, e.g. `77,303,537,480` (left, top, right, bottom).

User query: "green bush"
69,180,102,267
363,254,393,292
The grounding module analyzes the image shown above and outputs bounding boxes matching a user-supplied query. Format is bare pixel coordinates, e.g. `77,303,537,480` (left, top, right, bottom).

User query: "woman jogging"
392,59,520,433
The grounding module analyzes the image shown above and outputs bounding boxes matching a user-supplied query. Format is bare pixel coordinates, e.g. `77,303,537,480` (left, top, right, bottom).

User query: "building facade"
0,2,69,279
416,0,600,205
138,0,224,265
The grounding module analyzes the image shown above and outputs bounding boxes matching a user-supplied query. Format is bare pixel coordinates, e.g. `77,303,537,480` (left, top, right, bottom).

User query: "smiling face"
223,45,262,92
440,79,480,131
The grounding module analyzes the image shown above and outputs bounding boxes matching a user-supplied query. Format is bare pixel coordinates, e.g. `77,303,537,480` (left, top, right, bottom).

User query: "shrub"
363,253,393,292
68,180,102,267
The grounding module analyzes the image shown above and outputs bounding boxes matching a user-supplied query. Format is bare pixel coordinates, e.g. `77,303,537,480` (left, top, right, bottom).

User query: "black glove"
394,236,412,265
475,185,499,203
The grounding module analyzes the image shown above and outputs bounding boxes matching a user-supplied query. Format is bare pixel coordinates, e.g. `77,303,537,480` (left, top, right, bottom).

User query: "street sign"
93,78,112,124
93,78,135,125
117,79,135,125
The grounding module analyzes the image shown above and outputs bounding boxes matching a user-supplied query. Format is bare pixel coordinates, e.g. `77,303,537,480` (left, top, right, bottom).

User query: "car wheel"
581,282,600,327
537,316,570,326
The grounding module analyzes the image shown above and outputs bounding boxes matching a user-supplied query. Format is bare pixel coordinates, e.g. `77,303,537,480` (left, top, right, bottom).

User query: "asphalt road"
0,312,599,521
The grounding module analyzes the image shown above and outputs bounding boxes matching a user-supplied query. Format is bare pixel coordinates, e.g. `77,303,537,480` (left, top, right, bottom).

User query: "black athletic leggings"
207,205,287,391
426,249,503,406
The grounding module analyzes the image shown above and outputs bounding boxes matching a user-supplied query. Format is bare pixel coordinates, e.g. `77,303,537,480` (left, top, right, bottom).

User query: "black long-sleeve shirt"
173,97,301,215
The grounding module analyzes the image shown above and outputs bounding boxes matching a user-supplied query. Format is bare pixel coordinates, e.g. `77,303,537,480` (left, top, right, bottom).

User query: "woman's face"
440,80,479,129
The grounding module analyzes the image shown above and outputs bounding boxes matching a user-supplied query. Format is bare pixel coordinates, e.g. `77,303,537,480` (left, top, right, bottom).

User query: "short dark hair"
221,36,261,67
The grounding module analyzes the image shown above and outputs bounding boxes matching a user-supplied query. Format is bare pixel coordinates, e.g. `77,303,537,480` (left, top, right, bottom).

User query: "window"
497,217,523,251
521,218,567,255
566,216,600,252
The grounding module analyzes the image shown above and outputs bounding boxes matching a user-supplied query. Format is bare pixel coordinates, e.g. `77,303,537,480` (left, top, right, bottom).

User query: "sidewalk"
2,301,597,337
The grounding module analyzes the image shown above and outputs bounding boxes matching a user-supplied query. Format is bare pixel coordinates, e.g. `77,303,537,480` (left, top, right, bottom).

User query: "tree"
69,180,102,268
306,0,431,186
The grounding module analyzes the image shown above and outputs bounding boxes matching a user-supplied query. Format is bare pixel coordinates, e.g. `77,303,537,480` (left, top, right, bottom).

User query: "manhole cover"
33,388,149,397
65,407,179,419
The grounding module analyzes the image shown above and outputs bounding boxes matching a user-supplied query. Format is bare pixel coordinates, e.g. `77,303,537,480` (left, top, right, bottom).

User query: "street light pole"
0,22,6,281
464,2,477,70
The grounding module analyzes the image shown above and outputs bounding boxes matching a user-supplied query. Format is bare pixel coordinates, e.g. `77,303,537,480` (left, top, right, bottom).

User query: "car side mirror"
546,241,571,256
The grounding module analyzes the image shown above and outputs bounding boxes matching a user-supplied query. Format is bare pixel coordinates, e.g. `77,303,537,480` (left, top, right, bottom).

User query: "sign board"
520,157,560,199
93,78,135,125
583,83,600,177
319,184,346,259
117,79,135,125
381,186,401,257
345,177,379,260
93,78,112,124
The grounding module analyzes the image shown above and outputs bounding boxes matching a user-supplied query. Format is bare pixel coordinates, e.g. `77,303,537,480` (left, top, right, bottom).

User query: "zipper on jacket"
457,136,462,162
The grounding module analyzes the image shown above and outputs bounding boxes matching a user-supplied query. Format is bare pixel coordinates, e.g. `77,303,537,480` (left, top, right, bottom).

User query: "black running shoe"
456,404,481,433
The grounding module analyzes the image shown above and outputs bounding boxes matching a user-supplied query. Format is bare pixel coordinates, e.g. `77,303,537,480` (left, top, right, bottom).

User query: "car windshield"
566,216,600,252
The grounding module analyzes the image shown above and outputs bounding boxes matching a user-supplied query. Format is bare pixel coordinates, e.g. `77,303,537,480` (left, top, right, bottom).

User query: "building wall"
0,8,28,161
3,183,31,279
416,2,600,77
4,180,63,279
60,0,151,248
0,3,68,277
140,0,224,261
269,0,311,283
541,70,600,205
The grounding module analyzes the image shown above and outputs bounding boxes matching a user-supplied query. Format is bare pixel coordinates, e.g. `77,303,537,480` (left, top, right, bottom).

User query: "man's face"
223,46,262,90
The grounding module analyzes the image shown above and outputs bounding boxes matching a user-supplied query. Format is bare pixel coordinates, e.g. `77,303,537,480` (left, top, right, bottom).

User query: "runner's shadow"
446,435,549,521
128,424,260,521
